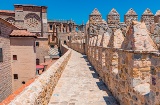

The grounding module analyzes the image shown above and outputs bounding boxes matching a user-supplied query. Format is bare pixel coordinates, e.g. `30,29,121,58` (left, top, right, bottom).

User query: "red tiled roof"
10,30,36,37
0,18,18,29
0,78,35,105
0,10,15,14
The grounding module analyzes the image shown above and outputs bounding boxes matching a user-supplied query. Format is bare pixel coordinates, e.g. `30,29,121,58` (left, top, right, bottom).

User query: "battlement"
89,8,160,24
68,17,160,104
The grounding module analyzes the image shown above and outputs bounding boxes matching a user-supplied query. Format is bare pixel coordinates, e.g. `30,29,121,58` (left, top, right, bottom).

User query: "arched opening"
64,40,67,44
50,24,53,30
69,23,72,32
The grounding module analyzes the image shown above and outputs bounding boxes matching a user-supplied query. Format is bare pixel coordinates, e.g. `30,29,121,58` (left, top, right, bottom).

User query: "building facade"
47,20,76,45
0,14,37,101
10,30,36,91
0,18,17,102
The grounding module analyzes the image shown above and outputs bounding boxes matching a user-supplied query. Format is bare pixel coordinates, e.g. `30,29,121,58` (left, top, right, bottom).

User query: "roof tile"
10,30,36,37
0,10,15,14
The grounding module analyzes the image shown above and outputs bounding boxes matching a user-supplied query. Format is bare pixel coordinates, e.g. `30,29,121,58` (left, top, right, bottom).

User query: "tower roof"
142,8,153,15
125,8,137,15
155,10,160,16
0,10,15,14
90,8,101,15
108,8,119,15
10,29,36,37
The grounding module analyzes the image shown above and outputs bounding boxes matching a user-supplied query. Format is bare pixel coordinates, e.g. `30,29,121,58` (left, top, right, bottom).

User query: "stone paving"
48,50,119,105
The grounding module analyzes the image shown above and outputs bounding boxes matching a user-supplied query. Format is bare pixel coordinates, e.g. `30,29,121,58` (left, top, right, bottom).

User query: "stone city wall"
68,35,85,54
68,37,160,105
8,45,72,105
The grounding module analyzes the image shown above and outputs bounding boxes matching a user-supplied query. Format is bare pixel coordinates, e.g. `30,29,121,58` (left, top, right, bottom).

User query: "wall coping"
8,45,72,105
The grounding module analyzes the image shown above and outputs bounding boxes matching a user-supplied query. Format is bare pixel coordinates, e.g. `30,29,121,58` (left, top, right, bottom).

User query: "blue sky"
0,0,160,24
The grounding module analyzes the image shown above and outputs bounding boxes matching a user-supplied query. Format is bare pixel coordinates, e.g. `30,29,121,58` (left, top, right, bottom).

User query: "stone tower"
89,8,102,25
107,8,120,28
89,8,103,35
141,8,154,31
154,10,160,23
124,8,138,26
14,4,48,37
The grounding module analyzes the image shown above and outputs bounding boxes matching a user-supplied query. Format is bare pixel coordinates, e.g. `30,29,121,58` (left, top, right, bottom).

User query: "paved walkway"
48,50,119,105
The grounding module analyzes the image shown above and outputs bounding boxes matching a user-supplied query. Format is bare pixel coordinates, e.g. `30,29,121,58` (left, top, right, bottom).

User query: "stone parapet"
149,53,160,105
68,35,86,54
67,15,160,104
8,45,72,105
68,42,160,105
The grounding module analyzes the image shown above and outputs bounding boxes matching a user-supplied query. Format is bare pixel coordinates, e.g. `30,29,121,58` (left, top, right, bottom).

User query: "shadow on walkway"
81,55,120,105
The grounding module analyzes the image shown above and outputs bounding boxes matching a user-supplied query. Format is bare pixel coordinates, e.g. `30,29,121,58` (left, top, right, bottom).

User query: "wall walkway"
48,50,118,105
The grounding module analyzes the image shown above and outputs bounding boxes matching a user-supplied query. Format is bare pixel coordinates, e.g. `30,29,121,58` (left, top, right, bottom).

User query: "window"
50,25,53,30
50,45,54,48
36,42,39,47
14,74,18,79
64,40,66,44
0,48,3,62
36,58,40,65
22,81,25,84
13,55,17,60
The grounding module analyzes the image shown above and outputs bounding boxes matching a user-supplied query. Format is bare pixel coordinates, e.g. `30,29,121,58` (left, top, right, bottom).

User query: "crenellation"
125,8,138,26
141,8,154,32
154,10,160,23
107,8,120,28
1,3,160,105
68,10,160,104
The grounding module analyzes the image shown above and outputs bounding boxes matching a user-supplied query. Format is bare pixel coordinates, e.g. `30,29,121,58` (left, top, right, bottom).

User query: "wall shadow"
103,96,120,105
81,55,120,105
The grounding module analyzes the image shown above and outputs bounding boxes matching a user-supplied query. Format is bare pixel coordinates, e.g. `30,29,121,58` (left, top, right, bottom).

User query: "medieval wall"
68,17,160,105
69,35,160,105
